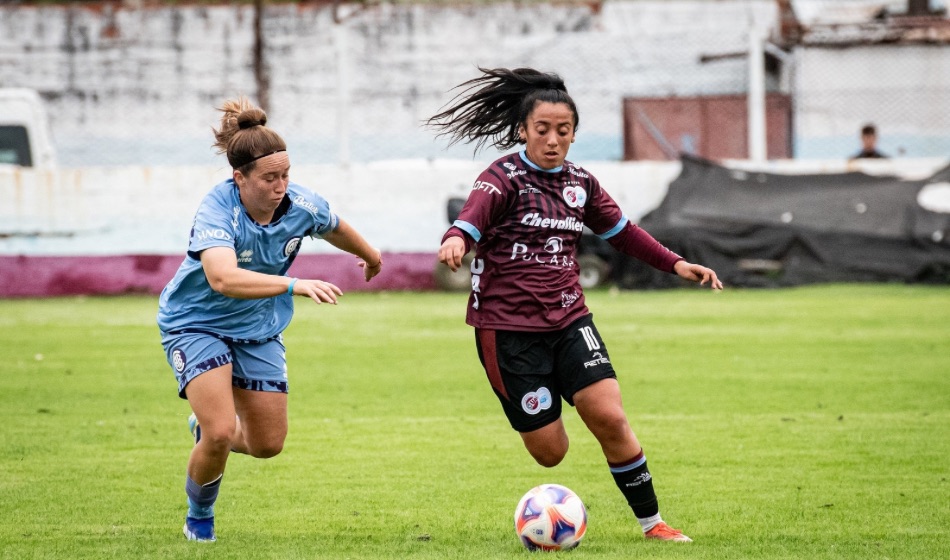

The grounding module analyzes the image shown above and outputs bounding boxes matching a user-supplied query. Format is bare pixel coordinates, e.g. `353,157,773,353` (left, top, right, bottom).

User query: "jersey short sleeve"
187,183,240,256
579,174,627,239
288,185,338,238
452,168,516,244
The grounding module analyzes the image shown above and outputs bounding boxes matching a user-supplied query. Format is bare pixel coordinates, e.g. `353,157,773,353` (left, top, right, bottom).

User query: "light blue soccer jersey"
157,178,338,342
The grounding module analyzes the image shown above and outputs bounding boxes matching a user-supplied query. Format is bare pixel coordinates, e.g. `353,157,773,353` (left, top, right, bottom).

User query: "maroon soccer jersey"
443,151,680,332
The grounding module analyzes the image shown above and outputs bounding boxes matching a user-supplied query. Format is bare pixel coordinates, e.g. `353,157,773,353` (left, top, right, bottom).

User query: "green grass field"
1,285,948,559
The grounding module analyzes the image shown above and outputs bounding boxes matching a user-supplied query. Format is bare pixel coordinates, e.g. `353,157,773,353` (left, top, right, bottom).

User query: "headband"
231,149,286,170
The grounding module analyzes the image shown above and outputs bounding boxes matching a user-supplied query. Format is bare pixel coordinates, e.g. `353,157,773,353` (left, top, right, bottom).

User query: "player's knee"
587,409,631,442
247,439,284,459
602,411,632,437
200,425,237,455
528,442,569,468
522,423,570,467
533,453,564,468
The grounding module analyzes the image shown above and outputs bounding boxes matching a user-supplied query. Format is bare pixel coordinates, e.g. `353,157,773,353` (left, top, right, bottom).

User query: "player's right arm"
438,167,511,272
438,236,468,272
201,247,342,304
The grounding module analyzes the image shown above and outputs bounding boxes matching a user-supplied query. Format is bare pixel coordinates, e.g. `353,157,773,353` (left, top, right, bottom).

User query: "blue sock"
185,474,221,519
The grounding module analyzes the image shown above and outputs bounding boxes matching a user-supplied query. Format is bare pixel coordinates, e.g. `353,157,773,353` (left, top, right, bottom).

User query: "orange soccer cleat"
644,522,692,542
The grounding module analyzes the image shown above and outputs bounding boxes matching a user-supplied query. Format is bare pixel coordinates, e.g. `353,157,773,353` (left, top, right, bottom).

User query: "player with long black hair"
428,67,722,542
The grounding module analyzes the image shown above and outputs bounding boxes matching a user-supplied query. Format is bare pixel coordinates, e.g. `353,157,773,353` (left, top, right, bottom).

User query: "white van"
0,88,56,168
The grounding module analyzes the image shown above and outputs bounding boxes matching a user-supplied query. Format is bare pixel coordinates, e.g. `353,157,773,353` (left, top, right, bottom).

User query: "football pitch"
1,285,948,559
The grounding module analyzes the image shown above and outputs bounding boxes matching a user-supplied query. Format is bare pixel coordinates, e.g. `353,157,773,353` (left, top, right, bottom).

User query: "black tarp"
618,155,950,288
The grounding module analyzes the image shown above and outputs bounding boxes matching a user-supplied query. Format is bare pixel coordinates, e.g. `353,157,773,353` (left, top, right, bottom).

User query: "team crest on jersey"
172,349,187,373
283,237,302,257
521,387,553,415
503,162,518,171
563,186,587,208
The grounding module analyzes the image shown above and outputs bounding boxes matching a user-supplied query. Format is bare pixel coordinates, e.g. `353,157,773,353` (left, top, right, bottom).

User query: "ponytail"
426,67,579,153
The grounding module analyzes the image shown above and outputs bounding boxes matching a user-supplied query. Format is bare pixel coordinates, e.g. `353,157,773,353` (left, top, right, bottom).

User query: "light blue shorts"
160,330,288,399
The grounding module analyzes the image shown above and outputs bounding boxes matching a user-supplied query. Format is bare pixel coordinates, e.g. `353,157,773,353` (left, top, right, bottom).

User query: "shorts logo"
283,237,302,257
172,349,187,373
583,351,611,369
521,387,553,415
563,186,587,208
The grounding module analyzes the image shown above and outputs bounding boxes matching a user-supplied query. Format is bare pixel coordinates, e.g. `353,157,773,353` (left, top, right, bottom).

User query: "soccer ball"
514,484,587,551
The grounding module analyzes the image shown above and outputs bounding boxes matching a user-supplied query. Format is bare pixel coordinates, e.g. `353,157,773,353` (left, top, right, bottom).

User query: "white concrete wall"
0,159,679,255
4,1,949,166
0,1,776,166
4,157,946,257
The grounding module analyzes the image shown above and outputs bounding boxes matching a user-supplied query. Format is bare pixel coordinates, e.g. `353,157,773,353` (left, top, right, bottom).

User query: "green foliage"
0,285,948,559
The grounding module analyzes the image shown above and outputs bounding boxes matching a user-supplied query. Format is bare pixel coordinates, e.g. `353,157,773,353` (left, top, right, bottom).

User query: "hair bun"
237,110,268,130
238,119,263,130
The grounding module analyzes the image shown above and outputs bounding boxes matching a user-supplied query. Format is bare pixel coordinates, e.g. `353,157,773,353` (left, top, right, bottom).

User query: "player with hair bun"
428,67,722,543
158,96,382,542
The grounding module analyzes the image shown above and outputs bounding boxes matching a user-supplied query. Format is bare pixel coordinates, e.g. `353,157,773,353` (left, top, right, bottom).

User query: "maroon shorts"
474,314,617,433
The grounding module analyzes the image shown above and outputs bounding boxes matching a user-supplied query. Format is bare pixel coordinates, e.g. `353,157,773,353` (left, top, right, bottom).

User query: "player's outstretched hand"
294,279,344,304
673,260,724,290
438,236,466,272
357,249,383,282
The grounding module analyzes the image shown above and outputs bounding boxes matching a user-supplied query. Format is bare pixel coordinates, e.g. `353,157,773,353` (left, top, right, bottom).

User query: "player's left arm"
672,259,723,289
584,178,722,290
322,219,383,282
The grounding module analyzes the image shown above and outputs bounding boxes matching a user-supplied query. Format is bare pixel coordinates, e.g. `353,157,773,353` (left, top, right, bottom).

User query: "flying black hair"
426,67,579,154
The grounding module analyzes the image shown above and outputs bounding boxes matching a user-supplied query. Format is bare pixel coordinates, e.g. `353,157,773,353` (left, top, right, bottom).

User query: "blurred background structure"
1,0,949,296
0,0,947,166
